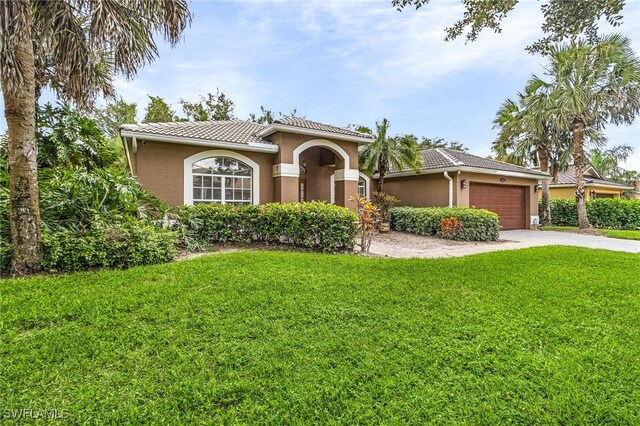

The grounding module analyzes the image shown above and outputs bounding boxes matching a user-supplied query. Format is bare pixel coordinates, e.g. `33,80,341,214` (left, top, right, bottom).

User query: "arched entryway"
272,139,359,207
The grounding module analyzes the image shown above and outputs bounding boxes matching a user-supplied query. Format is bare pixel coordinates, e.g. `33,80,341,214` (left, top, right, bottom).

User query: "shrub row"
176,202,358,252
390,206,500,241
42,221,176,272
543,198,640,229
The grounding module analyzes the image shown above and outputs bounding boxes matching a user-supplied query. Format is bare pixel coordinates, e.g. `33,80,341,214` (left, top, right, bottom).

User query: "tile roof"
389,148,549,177
120,117,373,145
273,117,373,139
120,120,271,145
552,166,633,188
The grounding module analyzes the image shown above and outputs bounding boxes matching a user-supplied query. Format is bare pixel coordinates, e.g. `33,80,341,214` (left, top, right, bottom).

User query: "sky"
1,0,639,169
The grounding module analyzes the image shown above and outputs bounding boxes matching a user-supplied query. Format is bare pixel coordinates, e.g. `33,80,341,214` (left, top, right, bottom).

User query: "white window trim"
183,150,260,205
331,172,370,203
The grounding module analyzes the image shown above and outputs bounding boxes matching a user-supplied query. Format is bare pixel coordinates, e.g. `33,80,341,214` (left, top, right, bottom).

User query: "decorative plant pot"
378,222,391,233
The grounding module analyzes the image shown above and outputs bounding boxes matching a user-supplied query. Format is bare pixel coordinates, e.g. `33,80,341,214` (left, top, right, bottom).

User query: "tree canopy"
180,90,235,121
143,95,179,123
392,0,626,53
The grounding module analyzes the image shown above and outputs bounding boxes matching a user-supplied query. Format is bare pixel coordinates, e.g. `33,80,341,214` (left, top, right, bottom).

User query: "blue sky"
2,0,639,169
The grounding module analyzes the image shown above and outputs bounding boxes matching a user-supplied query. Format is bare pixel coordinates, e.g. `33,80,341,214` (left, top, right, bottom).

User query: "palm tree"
529,34,640,229
359,119,423,192
493,91,557,225
0,0,191,274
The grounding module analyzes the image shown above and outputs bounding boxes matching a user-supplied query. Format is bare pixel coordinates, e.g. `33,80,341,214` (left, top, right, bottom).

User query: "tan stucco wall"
374,173,450,207
134,140,276,206
269,132,359,170
543,186,623,200
376,171,539,229
300,146,334,202
131,132,363,208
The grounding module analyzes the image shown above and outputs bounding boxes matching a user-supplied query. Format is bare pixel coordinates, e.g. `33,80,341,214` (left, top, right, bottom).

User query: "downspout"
443,171,453,207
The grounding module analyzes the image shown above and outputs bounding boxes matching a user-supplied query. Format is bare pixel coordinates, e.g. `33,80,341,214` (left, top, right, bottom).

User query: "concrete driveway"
368,230,639,259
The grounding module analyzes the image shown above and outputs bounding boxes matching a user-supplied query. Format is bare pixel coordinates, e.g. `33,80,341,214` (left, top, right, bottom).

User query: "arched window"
192,157,252,205
358,176,367,198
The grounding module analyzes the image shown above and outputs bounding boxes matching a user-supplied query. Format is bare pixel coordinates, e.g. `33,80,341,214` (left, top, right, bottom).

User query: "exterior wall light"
460,179,467,189
590,190,596,199
534,184,542,193
300,159,307,174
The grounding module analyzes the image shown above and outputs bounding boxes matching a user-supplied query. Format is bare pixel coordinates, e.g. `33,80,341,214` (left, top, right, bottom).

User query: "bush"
390,206,500,241
176,202,359,252
42,221,176,272
439,216,462,239
544,198,640,229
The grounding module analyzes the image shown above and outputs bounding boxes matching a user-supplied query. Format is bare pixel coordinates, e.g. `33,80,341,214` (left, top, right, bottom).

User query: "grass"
1,247,639,424
541,226,640,240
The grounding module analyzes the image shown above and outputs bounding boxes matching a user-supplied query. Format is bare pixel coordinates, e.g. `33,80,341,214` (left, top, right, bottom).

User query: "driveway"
368,230,640,259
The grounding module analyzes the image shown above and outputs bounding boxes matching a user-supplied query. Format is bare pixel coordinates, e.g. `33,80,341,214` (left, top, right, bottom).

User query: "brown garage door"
469,183,526,230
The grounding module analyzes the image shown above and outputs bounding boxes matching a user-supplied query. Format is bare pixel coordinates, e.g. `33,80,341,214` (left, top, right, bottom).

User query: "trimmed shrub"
543,198,640,229
176,202,359,252
42,221,176,272
390,206,500,241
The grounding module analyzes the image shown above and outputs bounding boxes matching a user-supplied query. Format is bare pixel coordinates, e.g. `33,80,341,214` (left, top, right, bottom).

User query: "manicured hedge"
176,202,358,252
42,221,176,272
543,199,640,229
390,206,500,241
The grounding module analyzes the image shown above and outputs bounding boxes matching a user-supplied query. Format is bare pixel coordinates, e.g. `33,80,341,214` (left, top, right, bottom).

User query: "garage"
469,183,527,230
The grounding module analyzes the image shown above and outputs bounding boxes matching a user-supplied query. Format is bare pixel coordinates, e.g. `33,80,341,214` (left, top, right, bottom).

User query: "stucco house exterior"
540,165,634,200
120,118,373,209
120,118,550,230
375,148,550,230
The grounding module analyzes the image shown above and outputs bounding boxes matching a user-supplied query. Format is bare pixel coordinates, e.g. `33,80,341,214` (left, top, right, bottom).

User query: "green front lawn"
541,226,640,240
2,248,639,424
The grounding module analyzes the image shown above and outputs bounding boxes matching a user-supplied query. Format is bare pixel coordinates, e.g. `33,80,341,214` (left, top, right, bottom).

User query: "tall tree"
359,119,423,192
590,145,635,182
180,90,235,121
248,106,301,124
94,98,138,138
0,0,191,274
491,86,576,226
392,0,626,53
143,95,179,123
418,136,468,152
530,34,640,229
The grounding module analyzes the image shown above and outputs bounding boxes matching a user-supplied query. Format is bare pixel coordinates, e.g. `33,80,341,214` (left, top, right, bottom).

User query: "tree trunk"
2,1,43,274
537,145,551,226
377,173,384,193
572,120,590,230
377,161,386,193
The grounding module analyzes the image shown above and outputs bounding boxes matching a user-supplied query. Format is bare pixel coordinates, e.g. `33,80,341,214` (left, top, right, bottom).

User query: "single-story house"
120,118,550,230
376,148,550,230
120,118,374,209
540,165,634,200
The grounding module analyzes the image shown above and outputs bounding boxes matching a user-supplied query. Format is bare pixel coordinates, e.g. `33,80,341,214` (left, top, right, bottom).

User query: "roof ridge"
443,147,544,173
435,148,463,166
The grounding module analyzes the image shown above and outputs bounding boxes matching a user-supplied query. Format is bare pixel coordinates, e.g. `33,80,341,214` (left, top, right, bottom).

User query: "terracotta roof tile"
389,148,549,176
273,117,373,139
120,120,270,145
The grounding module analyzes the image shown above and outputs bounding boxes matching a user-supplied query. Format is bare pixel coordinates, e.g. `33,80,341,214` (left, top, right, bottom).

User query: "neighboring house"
376,148,550,230
119,118,374,209
541,165,634,200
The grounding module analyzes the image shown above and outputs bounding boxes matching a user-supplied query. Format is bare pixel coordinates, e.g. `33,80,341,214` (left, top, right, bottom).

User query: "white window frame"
183,150,260,205
330,171,371,203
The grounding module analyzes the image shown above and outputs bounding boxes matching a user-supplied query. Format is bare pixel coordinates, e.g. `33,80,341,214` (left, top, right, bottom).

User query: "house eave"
376,166,550,180
549,183,634,190
256,124,373,144
119,130,280,153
